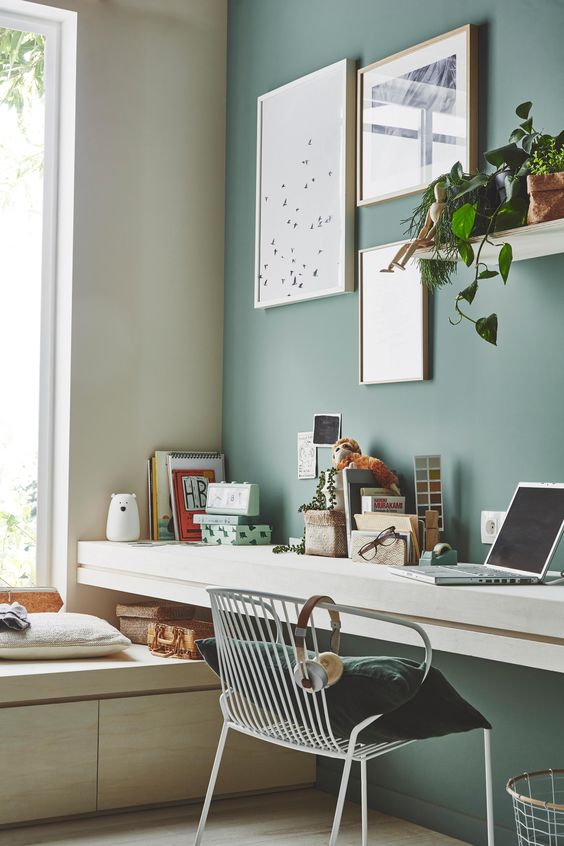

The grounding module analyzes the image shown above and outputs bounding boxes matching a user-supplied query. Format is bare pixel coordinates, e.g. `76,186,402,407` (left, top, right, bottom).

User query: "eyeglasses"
358,526,402,562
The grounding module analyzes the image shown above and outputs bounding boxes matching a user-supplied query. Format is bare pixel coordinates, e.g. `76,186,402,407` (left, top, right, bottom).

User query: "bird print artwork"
257,66,346,308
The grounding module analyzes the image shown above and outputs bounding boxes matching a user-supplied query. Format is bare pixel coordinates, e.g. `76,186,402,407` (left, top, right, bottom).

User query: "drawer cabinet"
0,651,314,827
0,700,98,825
98,689,314,809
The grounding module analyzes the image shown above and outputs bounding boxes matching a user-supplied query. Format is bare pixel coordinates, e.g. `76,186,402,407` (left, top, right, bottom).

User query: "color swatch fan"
414,455,444,530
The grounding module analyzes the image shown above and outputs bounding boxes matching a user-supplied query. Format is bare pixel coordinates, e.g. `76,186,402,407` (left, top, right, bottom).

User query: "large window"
0,2,76,587
0,25,45,585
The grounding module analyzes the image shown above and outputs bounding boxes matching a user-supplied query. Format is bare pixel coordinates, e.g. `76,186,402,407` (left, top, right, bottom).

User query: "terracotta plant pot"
527,172,564,224
304,509,347,558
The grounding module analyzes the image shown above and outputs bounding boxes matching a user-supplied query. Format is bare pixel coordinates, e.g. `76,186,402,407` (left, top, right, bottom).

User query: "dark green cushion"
196,638,490,744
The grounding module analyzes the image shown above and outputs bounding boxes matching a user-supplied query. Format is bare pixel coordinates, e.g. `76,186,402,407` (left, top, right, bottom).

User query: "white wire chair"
194,587,494,846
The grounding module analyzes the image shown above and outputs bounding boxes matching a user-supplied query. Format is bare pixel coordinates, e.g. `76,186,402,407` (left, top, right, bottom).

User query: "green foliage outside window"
0,27,45,585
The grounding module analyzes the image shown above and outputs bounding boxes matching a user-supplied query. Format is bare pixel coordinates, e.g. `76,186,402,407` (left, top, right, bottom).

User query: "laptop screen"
486,485,564,575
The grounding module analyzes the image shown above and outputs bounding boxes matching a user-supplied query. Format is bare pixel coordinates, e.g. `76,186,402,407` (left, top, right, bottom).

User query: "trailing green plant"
273,468,337,555
403,101,564,345
530,136,564,175
404,167,485,290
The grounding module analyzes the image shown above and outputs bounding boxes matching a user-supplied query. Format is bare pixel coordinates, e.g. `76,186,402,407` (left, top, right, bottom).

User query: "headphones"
293,595,344,694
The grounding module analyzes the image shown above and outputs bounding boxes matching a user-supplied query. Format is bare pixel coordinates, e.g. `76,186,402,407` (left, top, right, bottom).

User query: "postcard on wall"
254,59,355,308
297,431,317,479
313,413,341,446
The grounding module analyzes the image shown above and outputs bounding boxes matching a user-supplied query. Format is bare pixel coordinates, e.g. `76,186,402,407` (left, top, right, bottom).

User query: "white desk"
77,541,564,674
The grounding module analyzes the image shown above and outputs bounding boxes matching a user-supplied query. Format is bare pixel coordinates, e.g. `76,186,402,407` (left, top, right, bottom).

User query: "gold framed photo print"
358,25,478,206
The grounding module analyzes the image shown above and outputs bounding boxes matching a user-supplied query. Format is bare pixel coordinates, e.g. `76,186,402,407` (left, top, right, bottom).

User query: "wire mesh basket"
507,770,564,844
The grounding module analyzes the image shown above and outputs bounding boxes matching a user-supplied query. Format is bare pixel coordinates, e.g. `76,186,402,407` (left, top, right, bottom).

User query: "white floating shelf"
415,218,564,264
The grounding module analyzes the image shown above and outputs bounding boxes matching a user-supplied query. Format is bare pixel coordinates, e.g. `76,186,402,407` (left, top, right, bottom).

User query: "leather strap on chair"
294,595,341,665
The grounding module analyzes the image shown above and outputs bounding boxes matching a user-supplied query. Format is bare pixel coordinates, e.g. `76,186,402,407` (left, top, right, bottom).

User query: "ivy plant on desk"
273,468,337,555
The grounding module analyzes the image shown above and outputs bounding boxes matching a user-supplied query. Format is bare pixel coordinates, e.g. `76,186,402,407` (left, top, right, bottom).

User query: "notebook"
167,451,225,541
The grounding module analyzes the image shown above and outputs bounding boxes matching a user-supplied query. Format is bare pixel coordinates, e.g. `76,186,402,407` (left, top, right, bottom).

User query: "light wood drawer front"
98,689,315,810
0,700,98,825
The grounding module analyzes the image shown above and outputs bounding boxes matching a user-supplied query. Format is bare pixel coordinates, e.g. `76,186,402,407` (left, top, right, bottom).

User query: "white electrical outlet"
481,510,506,544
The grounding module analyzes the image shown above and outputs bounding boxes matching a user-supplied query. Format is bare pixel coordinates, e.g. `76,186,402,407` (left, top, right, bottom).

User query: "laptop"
389,482,564,585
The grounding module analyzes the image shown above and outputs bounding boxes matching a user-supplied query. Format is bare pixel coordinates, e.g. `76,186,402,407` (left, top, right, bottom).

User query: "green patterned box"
201,523,272,546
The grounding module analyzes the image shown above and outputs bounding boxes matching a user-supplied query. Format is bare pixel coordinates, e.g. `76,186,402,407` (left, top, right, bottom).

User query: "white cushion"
0,613,131,660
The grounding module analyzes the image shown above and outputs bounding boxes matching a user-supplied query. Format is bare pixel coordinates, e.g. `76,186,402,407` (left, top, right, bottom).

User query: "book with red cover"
171,468,217,541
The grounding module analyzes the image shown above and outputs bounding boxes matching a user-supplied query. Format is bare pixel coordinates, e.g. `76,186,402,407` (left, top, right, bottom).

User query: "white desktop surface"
77,542,564,674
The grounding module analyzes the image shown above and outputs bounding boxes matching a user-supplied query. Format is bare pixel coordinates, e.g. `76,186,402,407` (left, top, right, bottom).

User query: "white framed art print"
358,25,477,206
254,59,355,308
359,243,429,384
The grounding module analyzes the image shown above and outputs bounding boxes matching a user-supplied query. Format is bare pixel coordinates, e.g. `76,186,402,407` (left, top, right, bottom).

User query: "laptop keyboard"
433,565,519,577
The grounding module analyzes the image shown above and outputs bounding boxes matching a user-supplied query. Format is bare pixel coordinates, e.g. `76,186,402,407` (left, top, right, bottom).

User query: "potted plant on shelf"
527,136,564,224
273,468,347,557
403,102,564,345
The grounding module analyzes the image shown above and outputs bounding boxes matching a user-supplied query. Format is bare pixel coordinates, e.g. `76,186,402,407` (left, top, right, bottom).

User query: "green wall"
223,1,564,843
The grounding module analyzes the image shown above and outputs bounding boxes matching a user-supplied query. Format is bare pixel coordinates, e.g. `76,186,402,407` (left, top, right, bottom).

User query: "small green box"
201,524,272,546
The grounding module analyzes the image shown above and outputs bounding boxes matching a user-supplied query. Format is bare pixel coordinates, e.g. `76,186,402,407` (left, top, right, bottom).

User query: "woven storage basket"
304,509,347,558
116,601,195,644
147,619,214,660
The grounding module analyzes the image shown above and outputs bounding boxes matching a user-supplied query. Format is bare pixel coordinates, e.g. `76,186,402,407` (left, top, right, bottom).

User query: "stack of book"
360,487,406,515
147,449,225,542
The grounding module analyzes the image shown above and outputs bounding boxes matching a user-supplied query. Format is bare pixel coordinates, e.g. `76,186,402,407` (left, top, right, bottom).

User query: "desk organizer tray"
201,524,272,546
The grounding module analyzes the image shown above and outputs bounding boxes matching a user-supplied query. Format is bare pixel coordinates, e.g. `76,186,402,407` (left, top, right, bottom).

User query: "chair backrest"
207,587,432,755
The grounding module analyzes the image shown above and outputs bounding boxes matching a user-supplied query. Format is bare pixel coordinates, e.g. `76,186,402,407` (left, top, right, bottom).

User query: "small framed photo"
359,244,428,384
357,25,478,206
313,414,341,447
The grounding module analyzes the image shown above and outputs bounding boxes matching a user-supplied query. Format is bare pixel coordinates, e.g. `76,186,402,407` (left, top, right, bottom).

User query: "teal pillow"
196,638,490,744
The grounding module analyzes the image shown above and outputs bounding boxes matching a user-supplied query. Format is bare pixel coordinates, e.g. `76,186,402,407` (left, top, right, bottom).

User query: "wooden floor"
0,789,468,846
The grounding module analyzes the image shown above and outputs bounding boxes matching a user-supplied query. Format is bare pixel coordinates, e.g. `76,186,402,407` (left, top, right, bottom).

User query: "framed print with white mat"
359,243,429,384
255,59,355,308
357,25,477,206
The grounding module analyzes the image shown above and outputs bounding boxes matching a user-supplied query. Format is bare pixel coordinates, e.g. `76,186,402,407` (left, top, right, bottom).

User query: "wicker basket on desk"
304,509,347,558
116,601,196,644
148,619,214,660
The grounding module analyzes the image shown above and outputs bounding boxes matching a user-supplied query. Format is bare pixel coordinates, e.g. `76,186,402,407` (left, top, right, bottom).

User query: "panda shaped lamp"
106,493,140,542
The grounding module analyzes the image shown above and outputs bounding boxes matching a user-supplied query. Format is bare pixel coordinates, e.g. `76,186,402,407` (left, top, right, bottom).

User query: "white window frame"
0,1,76,586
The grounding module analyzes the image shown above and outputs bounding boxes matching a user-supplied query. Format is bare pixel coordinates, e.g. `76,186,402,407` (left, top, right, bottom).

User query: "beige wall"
38,0,227,613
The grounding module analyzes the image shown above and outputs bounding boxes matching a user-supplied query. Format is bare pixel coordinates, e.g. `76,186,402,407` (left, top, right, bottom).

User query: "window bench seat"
0,645,314,828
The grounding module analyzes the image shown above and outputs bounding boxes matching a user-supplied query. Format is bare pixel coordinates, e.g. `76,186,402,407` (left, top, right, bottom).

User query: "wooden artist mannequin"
382,182,447,272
